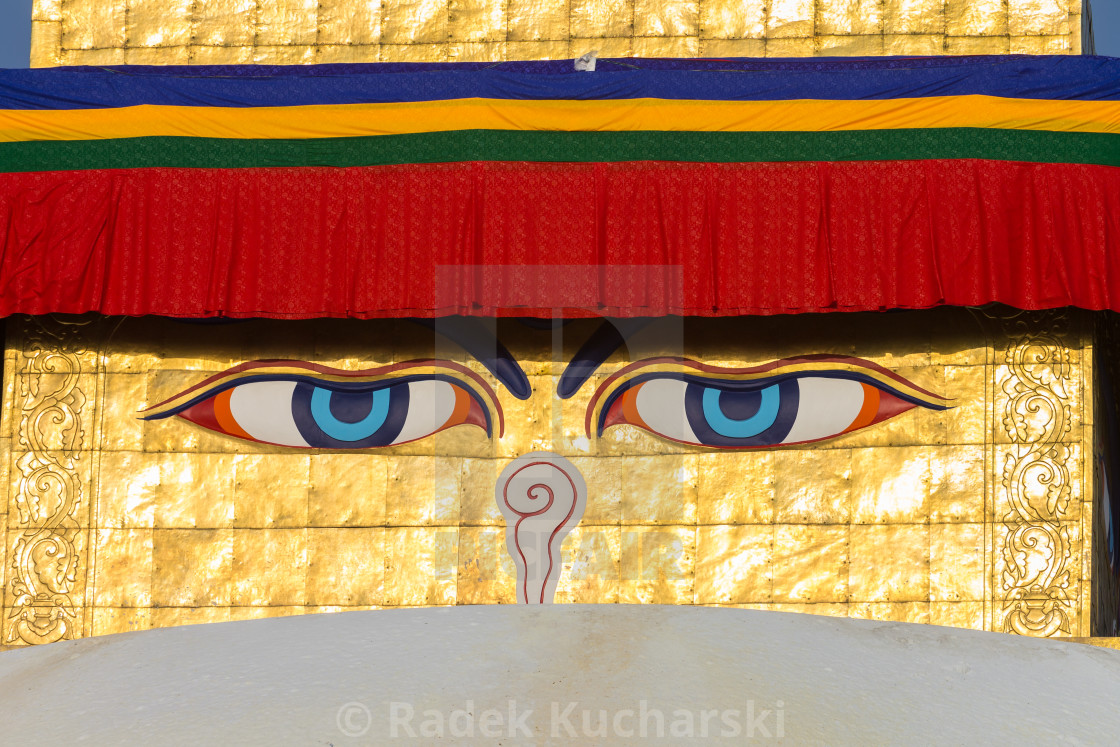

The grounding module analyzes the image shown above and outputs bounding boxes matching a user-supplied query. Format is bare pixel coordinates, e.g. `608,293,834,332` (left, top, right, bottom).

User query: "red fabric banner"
2,160,1119,318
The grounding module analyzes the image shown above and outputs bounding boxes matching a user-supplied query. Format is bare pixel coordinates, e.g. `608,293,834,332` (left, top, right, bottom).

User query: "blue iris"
701,385,780,438
292,382,409,448
309,387,390,441
683,378,799,447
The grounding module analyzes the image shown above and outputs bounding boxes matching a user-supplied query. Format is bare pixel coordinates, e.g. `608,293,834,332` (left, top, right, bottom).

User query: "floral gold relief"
993,310,1081,637
5,317,95,646
29,0,1087,67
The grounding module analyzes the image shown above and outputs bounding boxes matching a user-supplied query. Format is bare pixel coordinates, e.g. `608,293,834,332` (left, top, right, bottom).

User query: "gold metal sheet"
34,0,63,21
228,605,309,621
60,0,125,50
818,0,883,36
306,528,385,605
633,0,698,39
818,34,885,56
256,0,320,47
696,451,774,525
319,0,383,46
231,529,309,606
699,0,765,39
1008,0,1071,36
883,0,944,35
1010,34,1074,53
148,606,232,629
459,457,504,526
849,601,931,623
568,455,622,524
128,0,193,47
506,0,570,42
381,0,449,45
630,35,699,57
233,454,311,528
30,21,63,66
849,447,930,525
192,0,258,47
771,524,848,604
153,453,235,528
448,42,505,62
382,526,457,606
938,365,988,446
928,445,986,523
555,524,621,603
100,374,147,452
449,0,507,42
619,525,696,604
34,0,1084,67
570,0,632,39
929,523,984,601
126,46,190,63
699,36,767,56
619,455,698,525
766,0,814,38
385,456,462,526
848,523,930,602
695,525,773,604
945,35,1011,53
929,600,984,630
151,528,234,607
190,44,255,64
91,528,153,607
308,453,388,527
456,526,517,604
769,602,848,617
772,450,852,525
92,607,152,636
946,0,1007,35
317,44,384,63
96,451,159,529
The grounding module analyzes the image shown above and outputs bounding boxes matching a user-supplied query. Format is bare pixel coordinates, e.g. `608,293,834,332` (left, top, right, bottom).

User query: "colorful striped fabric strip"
4,56,1120,174
5,56,1120,110
4,56,1120,318
5,95,1120,144
3,129,1119,173
4,159,1120,319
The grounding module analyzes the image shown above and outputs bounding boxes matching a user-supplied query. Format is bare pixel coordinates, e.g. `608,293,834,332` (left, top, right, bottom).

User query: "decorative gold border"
994,310,1078,637
4,317,93,645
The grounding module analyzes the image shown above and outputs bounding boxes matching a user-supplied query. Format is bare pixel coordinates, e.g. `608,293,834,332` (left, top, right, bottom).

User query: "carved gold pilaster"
5,317,92,645
994,310,1078,637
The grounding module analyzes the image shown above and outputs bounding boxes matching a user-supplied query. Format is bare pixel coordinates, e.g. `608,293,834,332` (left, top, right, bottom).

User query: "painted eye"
597,371,945,449
141,361,501,449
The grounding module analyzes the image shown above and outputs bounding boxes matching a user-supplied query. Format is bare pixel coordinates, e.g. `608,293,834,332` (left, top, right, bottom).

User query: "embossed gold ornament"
6,317,92,646
995,310,1078,637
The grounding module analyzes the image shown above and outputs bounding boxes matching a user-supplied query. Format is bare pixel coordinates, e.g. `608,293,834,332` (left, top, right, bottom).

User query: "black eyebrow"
414,318,532,400
557,319,651,399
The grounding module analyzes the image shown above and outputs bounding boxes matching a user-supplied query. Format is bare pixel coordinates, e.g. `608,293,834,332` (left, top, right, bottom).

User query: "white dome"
2,605,1119,744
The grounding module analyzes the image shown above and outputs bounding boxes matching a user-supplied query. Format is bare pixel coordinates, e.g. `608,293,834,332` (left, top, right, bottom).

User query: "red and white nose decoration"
496,452,587,604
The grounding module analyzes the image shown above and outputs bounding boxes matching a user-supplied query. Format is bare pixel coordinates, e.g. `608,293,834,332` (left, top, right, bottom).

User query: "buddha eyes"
588,357,950,449
140,361,501,448
144,356,947,450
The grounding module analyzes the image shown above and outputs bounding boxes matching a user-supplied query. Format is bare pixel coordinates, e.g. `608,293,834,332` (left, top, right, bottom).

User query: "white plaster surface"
2,605,1120,745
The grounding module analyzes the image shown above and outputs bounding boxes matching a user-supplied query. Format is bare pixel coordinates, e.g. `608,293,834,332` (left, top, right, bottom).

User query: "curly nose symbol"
496,452,587,604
